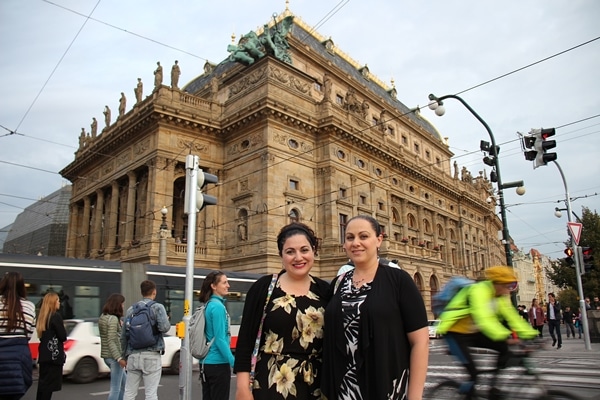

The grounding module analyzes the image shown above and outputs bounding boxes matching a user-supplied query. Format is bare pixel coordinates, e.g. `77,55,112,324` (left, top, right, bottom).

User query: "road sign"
567,222,583,245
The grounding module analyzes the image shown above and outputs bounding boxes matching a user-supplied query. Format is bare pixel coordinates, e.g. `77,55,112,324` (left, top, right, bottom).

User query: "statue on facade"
134,78,143,103
321,73,332,103
118,92,126,118
103,105,111,127
343,88,362,114
171,60,181,89
78,128,86,149
90,117,97,138
227,15,294,66
453,160,459,180
154,61,163,89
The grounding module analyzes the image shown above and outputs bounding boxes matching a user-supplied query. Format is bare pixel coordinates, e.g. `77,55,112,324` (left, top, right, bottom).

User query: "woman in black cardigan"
36,292,67,400
322,215,429,400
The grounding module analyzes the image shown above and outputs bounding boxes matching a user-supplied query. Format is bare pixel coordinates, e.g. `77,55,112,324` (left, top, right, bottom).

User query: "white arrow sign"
567,222,583,245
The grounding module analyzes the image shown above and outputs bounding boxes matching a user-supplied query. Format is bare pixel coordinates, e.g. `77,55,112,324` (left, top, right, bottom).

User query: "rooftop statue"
227,15,294,66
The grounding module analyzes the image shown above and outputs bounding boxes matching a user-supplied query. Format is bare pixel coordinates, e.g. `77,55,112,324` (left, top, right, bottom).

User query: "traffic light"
196,169,218,210
522,128,557,168
564,247,575,266
184,155,218,214
582,247,594,272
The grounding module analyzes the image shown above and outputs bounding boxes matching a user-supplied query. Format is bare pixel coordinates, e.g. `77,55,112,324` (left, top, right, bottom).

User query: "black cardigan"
321,264,428,400
38,313,67,365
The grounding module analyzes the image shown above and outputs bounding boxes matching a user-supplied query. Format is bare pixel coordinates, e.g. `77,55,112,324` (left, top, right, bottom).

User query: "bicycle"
428,340,581,399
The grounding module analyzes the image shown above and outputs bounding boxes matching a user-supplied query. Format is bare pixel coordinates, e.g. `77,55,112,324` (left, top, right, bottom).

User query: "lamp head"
515,186,526,196
554,207,562,218
161,206,168,216
434,105,446,116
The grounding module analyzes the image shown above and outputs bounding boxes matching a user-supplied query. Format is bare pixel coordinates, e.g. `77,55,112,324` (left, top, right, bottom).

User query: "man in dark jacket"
547,293,562,349
562,306,576,338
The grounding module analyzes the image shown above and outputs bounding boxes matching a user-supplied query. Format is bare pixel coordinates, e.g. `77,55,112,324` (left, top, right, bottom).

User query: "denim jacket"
120,298,170,357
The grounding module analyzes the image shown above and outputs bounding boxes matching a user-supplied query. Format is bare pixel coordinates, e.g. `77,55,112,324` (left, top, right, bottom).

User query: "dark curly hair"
276,222,319,256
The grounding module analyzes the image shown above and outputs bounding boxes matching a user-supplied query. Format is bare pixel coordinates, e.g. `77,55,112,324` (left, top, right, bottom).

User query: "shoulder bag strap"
249,273,278,386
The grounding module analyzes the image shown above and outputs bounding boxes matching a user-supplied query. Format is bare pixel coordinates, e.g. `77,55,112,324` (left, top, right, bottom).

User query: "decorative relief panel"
177,138,208,153
316,166,336,176
269,66,310,94
116,149,132,167
134,138,150,155
229,66,267,96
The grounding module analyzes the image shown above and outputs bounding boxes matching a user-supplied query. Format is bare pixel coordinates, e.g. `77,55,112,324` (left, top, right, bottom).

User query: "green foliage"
557,288,579,311
547,207,600,299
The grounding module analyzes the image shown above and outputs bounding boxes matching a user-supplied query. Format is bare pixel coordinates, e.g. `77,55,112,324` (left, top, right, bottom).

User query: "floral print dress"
252,278,326,400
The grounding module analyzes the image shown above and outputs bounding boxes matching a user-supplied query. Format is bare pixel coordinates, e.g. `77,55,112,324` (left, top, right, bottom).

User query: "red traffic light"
564,248,574,257
582,247,593,256
541,128,556,140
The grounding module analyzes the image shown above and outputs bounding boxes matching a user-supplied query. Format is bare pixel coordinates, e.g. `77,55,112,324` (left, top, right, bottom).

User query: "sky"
1,0,599,261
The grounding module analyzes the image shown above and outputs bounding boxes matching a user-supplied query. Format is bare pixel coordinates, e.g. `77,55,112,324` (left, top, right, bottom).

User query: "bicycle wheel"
428,380,469,399
537,390,582,400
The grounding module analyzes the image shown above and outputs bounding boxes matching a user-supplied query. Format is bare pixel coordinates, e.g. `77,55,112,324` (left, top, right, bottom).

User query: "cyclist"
437,266,539,400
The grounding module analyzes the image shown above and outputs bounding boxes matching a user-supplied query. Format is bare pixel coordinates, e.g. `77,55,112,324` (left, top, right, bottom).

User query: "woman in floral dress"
234,222,330,400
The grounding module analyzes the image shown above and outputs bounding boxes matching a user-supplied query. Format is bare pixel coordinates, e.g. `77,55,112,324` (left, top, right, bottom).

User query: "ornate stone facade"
60,11,504,317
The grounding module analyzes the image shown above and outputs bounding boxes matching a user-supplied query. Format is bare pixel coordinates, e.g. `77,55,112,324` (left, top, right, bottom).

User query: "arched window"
423,219,431,233
289,208,300,223
414,272,423,292
392,207,400,224
407,214,416,228
437,223,444,237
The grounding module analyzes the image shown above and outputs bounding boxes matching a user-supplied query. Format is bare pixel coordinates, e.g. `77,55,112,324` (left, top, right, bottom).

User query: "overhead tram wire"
4,11,600,236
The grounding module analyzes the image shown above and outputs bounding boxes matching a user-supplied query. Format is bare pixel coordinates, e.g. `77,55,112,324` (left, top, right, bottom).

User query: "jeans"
104,358,126,400
565,322,575,338
123,352,162,400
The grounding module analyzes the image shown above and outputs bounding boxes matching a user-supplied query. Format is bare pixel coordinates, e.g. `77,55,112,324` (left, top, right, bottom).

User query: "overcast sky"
1,0,599,261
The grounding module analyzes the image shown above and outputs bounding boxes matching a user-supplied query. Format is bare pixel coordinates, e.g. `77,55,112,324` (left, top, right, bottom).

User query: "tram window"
227,301,244,325
75,286,99,296
74,297,100,319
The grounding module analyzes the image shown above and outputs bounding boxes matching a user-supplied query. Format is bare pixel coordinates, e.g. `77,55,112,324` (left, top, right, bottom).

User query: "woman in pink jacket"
528,298,545,338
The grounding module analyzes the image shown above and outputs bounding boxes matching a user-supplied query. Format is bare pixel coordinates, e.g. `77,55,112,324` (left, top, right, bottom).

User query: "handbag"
249,273,278,387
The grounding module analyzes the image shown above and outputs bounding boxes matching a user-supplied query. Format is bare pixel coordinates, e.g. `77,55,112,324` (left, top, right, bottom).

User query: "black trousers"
200,363,231,400
445,332,510,385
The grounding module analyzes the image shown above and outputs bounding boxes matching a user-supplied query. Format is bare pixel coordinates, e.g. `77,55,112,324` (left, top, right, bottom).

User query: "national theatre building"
60,9,505,310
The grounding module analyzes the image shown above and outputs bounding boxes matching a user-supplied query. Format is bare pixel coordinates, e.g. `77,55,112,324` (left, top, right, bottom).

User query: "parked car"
29,318,189,383
428,319,442,339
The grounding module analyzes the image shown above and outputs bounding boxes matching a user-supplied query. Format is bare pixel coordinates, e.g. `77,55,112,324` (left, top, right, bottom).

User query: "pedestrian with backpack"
120,280,170,400
196,271,235,400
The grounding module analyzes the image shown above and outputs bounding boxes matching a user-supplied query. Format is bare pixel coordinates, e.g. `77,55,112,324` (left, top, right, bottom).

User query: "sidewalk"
536,335,600,358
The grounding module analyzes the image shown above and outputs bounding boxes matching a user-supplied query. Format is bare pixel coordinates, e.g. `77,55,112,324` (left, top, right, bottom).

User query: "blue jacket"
203,295,234,367
121,298,171,357
0,337,33,396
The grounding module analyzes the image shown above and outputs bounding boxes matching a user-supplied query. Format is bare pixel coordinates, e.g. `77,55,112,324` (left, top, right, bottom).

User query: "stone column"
91,188,104,253
108,181,119,250
399,198,408,238
125,171,137,244
81,196,91,258
66,203,80,258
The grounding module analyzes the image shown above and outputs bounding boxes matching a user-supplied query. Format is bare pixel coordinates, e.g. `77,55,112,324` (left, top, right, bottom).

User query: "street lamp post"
159,206,169,265
428,94,524,272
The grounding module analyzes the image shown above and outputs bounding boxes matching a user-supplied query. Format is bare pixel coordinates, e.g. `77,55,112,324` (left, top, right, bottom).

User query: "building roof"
183,11,442,141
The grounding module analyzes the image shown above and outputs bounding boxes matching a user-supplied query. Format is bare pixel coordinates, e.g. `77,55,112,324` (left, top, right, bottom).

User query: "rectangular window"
314,82,322,91
378,201,384,211
289,179,299,190
339,187,347,198
339,214,348,244
359,195,367,205
414,143,420,153
402,135,408,145
388,127,395,137
372,117,378,126
425,150,431,160
336,94,344,105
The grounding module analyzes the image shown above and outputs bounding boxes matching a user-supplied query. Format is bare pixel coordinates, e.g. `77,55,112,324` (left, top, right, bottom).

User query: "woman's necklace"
352,276,366,286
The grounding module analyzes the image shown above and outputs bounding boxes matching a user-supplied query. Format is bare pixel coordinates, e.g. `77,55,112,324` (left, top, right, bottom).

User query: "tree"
547,207,600,299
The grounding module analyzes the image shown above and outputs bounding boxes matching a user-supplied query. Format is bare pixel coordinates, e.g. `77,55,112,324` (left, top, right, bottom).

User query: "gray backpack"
188,302,215,359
